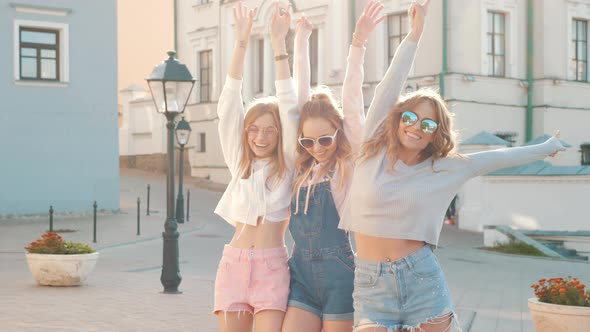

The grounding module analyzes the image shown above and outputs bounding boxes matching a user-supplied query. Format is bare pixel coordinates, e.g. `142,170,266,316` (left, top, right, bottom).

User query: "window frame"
487,11,506,77
19,27,60,81
197,132,207,153
572,18,588,82
387,12,409,65
198,49,212,103
14,19,69,85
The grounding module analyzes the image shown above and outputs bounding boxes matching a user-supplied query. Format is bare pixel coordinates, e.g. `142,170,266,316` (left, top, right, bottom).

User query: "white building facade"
122,0,590,231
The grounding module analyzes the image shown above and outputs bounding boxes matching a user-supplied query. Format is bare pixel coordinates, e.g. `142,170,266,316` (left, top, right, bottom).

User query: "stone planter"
528,298,590,331
25,252,99,286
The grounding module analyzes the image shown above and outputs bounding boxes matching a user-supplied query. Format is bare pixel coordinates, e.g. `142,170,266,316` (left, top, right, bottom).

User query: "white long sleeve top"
339,38,565,246
292,45,367,217
214,77,299,227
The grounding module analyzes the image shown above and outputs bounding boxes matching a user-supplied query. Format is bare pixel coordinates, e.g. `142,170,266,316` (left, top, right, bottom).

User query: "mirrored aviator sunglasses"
401,111,439,135
298,129,339,149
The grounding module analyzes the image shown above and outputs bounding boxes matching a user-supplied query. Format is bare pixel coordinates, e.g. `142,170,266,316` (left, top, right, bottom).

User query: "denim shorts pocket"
354,267,379,288
406,254,440,278
334,253,356,273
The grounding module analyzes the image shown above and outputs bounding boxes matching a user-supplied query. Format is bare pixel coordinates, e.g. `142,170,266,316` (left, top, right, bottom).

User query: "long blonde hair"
292,88,352,195
238,96,287,190
359,88,456,167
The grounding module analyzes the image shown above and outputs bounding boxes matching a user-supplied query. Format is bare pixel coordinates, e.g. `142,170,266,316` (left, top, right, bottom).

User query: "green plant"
25,231,95,254
531,276,590,307
485,239,548,257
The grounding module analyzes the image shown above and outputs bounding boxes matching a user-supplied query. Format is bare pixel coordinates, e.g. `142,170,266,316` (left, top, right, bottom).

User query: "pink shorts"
213,245,290,315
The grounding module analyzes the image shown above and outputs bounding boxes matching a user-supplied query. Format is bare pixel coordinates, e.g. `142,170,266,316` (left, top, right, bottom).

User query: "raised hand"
549,130,565,157
408,0,429,42
353,0,386,47
295,14,313,42
270,1,292,43
228,1,256,79
233,0,257,47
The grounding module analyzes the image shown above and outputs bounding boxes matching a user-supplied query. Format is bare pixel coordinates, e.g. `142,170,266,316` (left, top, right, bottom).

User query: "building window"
387,13,408,64
199,50,212,103
581,144,590,165
14,20,69,84
572,19,588,81
487,11,506,77
253,39,264,94
310,29,319,86
19,27,59,81
196,0,211,5
494,131,517,147
197,133,206,152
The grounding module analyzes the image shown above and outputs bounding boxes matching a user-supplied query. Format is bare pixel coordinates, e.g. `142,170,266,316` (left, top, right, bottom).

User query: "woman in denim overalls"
280,3,386,331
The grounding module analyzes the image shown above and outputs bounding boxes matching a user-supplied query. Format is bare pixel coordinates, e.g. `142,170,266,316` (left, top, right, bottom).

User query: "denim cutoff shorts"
353,245,461,331
288,245,355,321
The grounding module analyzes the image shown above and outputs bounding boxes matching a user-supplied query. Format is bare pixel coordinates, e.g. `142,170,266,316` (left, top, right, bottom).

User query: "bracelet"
238,40,247,49
275,54,289,61
352,33,367,47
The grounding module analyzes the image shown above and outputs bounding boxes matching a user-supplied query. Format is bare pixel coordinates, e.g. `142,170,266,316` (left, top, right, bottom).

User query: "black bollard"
137,197,141,236
49,206,54,232
147,184,150,216
93,201,97,243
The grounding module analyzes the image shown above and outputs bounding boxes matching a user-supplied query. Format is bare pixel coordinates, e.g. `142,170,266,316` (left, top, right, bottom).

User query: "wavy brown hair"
359,88,457,168
238,96,287,190
292,88,353,195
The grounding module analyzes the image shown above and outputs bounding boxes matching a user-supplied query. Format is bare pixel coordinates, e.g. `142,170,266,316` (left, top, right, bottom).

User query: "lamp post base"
161,218,182,293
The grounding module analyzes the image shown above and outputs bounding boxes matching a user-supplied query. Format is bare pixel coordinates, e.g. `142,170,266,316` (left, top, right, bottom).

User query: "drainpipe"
174,0,178,53
439,0,448,98
526,0,534,141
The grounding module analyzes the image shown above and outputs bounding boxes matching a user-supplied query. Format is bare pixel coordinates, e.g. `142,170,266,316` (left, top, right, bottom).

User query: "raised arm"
270,2,299,166
462,134,566,177
294,15,312,110
343,0,385,153
227,1,256,80
217,1,256,176
362,0,428,142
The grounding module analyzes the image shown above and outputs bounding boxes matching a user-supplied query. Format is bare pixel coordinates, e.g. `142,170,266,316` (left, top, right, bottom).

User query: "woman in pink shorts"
213,2,298,331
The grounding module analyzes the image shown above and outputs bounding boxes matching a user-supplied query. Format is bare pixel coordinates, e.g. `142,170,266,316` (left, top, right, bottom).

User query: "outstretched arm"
343,0,385,154
362,0,429,142
270,1,299,166
217,1,256,176
294,15,312,110
463,132,566,177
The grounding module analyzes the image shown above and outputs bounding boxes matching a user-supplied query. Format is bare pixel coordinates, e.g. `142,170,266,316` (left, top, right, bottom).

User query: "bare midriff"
229,217,288,249
354,233,426,262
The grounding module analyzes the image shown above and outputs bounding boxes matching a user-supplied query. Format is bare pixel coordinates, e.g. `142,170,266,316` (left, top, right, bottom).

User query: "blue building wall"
0,0,119,214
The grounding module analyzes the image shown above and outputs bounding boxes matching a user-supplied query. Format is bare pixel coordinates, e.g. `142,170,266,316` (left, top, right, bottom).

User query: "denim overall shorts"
287,180,355,321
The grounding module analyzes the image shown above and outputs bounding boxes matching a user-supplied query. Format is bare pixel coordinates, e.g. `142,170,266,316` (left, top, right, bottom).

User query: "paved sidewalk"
1,169,589,331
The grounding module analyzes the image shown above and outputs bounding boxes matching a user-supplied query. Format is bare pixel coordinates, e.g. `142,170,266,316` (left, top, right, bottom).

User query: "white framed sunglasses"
298,129,339,149
401,111,439,134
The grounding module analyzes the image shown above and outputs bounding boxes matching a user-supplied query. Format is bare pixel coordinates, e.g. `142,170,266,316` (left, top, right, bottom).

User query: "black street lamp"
146,51,195,293
175,117,191,224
